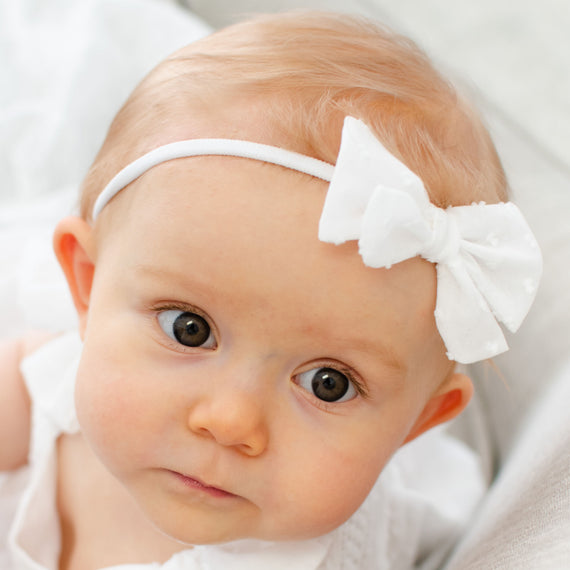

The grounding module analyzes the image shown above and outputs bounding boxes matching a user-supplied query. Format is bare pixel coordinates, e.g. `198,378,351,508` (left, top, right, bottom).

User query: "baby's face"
74,155,450,544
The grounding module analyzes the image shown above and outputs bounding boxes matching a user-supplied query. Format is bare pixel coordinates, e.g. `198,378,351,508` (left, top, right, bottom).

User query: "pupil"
186,321,199,335
312,367,349,402
173,312,210,347
323,377,336,390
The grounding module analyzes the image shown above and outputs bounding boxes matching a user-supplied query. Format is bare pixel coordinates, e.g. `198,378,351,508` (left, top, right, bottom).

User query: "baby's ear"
402,372,473,445
53,216,96,337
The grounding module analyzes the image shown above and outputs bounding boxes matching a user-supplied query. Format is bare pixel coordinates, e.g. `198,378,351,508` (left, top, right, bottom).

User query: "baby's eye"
157,310,217,349
296,367,357,403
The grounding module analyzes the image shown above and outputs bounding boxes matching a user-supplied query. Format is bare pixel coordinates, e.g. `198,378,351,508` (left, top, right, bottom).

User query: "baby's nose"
187,387,269,457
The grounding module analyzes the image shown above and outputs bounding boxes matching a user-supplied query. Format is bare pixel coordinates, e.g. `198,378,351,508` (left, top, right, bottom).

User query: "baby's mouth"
167,470,237,499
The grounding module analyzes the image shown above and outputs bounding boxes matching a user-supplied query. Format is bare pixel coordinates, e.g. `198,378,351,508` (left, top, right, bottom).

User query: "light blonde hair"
80,11,507,221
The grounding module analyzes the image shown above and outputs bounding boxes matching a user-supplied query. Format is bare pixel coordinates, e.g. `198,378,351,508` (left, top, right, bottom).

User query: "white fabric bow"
319,117,542,364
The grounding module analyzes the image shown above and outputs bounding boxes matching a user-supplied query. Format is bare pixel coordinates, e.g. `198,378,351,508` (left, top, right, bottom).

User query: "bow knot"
318,117,542,364
423,206,461,265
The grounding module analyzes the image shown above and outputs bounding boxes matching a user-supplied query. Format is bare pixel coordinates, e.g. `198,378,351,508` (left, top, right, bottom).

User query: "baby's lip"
167,469,238,498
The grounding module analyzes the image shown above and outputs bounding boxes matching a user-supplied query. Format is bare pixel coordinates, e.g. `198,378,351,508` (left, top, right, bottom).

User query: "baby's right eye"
157,310,217,349
296,367,357,403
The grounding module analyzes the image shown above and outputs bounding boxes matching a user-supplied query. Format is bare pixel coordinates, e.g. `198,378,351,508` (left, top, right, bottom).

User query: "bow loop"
319,116,542,364
450,203,542,333
358,185,431,268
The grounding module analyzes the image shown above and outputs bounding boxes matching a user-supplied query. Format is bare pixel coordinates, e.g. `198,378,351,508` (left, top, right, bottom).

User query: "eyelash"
149,302,218,350
299,361,368,400
147,302,369,402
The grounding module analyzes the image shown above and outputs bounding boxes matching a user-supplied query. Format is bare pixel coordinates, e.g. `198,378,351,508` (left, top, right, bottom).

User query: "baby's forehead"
100,153,446,383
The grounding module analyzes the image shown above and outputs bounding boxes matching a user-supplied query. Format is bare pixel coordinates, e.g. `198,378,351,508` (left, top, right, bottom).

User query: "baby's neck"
56,432,186,570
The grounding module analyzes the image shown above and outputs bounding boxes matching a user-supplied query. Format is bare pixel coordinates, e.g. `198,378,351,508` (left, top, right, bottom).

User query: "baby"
0,11,541,570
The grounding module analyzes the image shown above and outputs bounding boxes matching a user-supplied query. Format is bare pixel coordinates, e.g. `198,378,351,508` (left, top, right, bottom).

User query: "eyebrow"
131,262,216,297
131,262,408,378
324,333,408,380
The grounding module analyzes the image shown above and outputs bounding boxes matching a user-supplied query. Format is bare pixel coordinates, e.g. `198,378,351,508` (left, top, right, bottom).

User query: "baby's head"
53,12,539,546
80,11,507,221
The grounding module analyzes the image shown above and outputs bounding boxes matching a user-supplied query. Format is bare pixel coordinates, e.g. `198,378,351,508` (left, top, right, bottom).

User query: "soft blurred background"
189,0,570,170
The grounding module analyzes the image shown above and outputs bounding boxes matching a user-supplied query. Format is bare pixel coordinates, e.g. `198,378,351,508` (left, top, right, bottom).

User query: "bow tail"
434,263,509,364
452,203,542,334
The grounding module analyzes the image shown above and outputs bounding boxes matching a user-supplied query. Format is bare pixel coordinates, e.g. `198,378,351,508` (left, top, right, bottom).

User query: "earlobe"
403,372,473,444
53,217,96,336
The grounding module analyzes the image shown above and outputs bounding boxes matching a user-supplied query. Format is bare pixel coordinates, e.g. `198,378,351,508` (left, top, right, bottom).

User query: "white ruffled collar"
105,537,333,570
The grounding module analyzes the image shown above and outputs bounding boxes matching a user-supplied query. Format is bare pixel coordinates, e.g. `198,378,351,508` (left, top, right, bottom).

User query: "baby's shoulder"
0,332,57,471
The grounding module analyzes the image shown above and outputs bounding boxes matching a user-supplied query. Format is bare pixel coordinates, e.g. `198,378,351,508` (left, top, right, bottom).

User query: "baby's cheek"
74,351,139,470
268,447,385,540
311,467,380,534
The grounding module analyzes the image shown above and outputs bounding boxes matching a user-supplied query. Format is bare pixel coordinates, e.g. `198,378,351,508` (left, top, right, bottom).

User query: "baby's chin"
150,512,343,547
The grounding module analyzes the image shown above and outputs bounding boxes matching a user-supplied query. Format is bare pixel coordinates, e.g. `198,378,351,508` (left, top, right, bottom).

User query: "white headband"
92,116,542,364
92,140,335,219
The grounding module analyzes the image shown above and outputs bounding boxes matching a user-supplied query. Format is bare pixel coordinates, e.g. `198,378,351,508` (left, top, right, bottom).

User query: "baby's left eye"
296,367,357,403
157,310,217,349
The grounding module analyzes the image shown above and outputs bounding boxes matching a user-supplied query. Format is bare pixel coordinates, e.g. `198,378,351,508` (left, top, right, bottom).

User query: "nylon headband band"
92,139,336,219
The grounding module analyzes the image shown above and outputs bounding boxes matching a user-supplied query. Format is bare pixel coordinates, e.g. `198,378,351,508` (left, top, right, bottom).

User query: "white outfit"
1,333,486,570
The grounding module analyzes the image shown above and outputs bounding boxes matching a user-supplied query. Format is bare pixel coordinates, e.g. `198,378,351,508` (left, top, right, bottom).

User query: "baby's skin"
48,126,471,566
